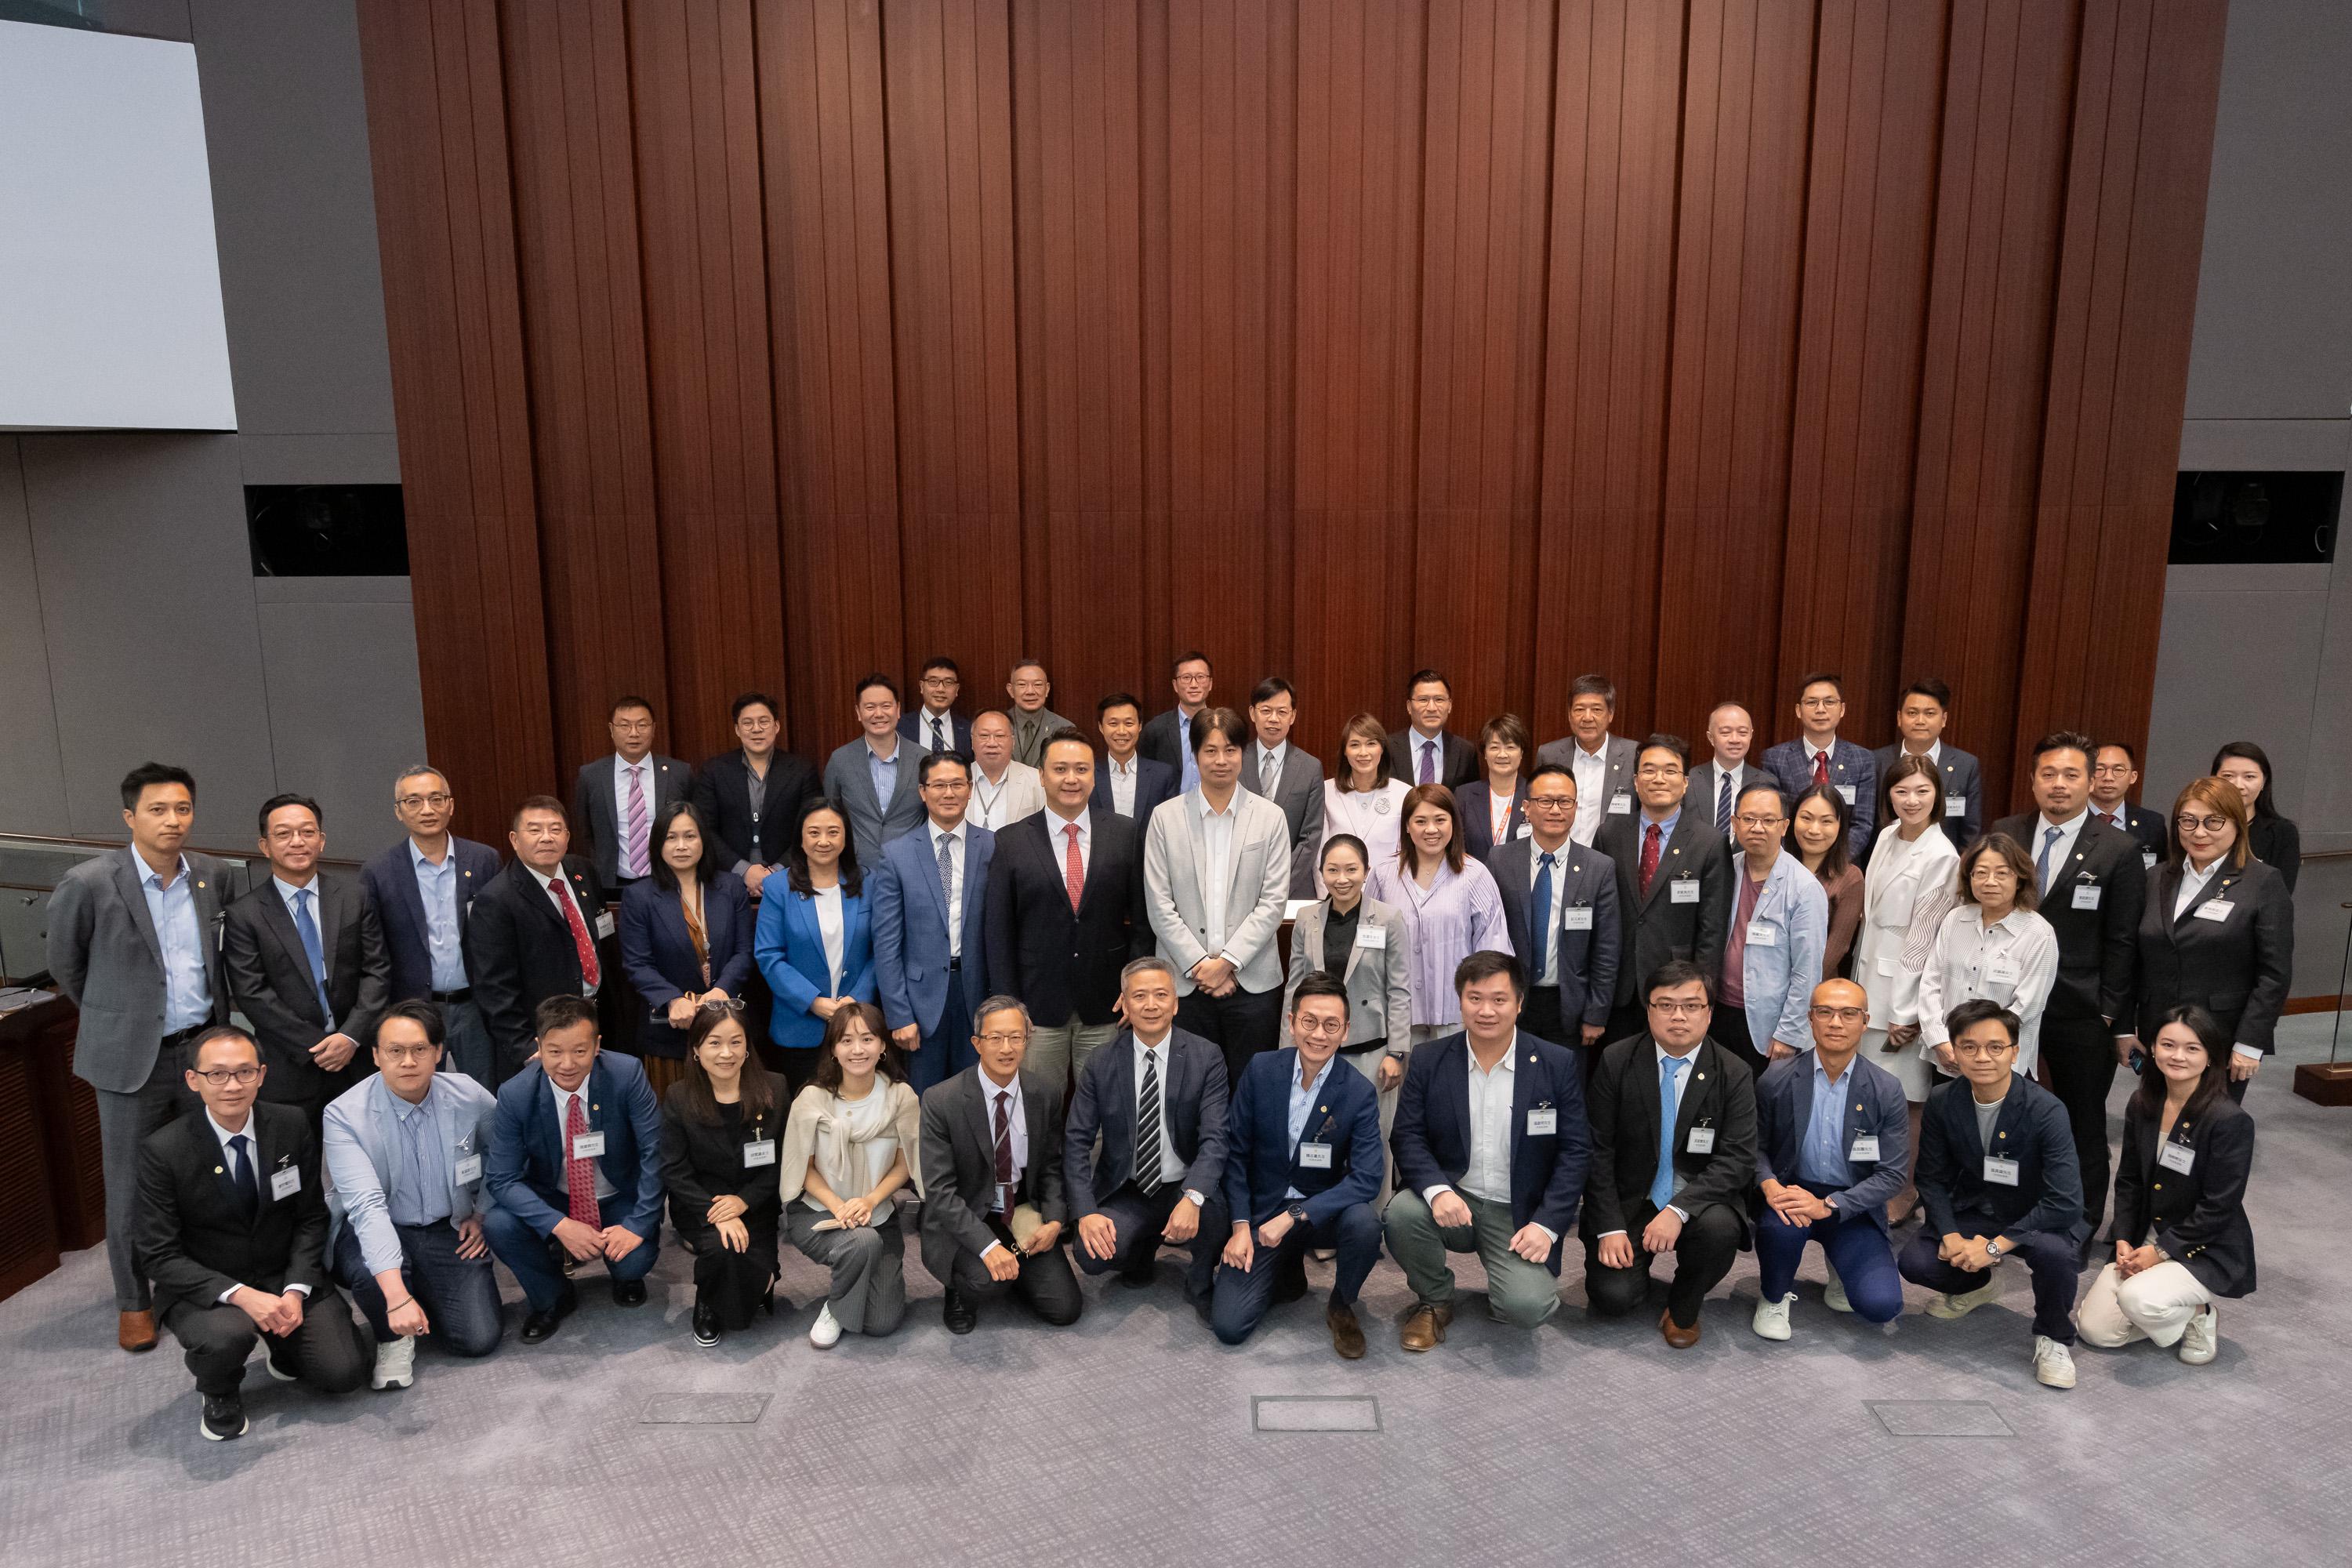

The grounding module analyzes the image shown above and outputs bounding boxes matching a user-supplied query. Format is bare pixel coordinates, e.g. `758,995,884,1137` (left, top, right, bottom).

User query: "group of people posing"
46,653,2291,1440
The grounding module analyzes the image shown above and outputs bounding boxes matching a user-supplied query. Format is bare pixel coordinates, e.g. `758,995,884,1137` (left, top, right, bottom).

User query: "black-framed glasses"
192,1066,263,1087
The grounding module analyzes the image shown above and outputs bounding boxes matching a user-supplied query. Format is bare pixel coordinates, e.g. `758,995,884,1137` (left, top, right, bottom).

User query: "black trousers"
681,1221,781,1330
1583,1200,1743,1328
2039,1011,2120,1237
1178,985,1286,1088
1074,1180,1227,1305
1522,985,1566,1047
1711,1007,1767,1076
948,1216,1083,1326
163,1290,371,1398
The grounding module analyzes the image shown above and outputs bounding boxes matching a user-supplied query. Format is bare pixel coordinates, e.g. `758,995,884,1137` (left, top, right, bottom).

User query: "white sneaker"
1926,1278,2002,1319
262,1345,298,1382
371,1334,417,1391
2033,1335,2076,1388
808,1304,842,1349
1751,1292,1795,1341
1823,1262,1852,1314
2177,1305,2218,1366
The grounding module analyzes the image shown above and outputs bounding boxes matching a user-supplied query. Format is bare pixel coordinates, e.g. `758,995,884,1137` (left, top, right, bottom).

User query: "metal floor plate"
1867,1399,2013,1438
640,1392,772,1425
1253,1395,1381,1432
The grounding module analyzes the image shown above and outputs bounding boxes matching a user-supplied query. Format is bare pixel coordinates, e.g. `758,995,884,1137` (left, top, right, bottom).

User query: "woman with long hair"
619,800,753,1097
2210,741,2301,893
658,1002,786,1347
1367,784,1509,1044
1317,712,1412,892
1855,752,1962,1221
753,797,876,1092
780,1000,921,1345
1787,782,1863,979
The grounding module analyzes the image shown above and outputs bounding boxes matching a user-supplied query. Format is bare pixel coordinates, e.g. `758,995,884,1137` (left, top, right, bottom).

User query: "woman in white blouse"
1918,832,2060,1078
1317,712,1411,894
1857,753,1962,1221
781,1001,921,1346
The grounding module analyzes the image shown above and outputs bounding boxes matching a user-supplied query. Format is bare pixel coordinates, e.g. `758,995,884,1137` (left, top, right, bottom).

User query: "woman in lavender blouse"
1368,783,1511,1044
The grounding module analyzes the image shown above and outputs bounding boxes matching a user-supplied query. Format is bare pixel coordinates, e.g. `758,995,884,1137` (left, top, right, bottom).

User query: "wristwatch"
1984,1237,2006,1260
1286,1204,1309,1228
1183,1189,1206,1208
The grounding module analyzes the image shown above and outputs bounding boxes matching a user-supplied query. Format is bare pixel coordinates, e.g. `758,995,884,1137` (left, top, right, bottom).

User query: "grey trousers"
95,1047,198,1309
1024,1021,1118,1094
784,1207,908,1337
1383,1188,1562,1328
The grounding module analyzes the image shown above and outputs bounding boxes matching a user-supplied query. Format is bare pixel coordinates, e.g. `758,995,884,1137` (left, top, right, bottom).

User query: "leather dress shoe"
521,1287,578,1345
118,1310,158,1352
612,1277,647,1308
1327,1302,1367,1359
1658,1307,1701,1349
942,1288,977,1335
1399,1301,1454,1352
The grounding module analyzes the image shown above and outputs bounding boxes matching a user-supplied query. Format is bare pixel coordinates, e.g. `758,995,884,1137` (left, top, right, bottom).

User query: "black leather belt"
430,988,473,1004
946,957,962,971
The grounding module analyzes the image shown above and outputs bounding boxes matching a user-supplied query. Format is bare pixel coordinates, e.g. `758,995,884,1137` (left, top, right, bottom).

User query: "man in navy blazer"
1749,980,1910,1342
1065,959,1230,1312
482,996,664,1345
1899,1000,2088,1389
1210,975,1384,1358
1759,672,1876,859
1490,764,1621,1056
1091,691,1179,823
361,765,503,1084
872,752,995,1092
900,656,975,757
1867,677,1982,857
1385,953,1588,1347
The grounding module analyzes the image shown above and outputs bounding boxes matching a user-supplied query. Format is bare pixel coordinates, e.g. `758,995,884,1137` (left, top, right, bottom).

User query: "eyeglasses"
975,1031,1028,1047
1525,795,1574,810
1953,1040,2015,1058
192,1066,263,1087
698,996,748,1014
395,792,453,811
1648,999,1709,1017
1636,764,1685,779
377,1044,438,1063
1292,1016,1347,1038
2174,815,2230,834
1735,814,1784,830
1808,1006,1867,1024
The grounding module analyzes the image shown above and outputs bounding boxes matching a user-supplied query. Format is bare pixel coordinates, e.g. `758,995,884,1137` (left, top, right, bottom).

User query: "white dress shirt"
1570,739,1610,844
2031,809,2090,896
1525,842,1570,986
524,864,599,995
931,821,967,958
206,1109,312,1301
1421,1033,1534,1224
1105,755,1141,817
980,1072,1029,1248
550,1080,619,1201
1803,737,1838,775
970,761,1047,830
1252,740,1290,796
1196,791,1240,952
1132,1030,1184,1183
1918,905,2061,1074
612,753,654,876
270,873,336,1030
1041,802,1093,881
2173,855,2224,920
813,885,847,993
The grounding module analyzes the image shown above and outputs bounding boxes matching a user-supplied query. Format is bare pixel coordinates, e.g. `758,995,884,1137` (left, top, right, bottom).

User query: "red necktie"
1639,822,1662,897
1062,822,1084,913
563,1094,601,1229
1812,750,1830,786
551,877,601,989
993,1087,1016,1214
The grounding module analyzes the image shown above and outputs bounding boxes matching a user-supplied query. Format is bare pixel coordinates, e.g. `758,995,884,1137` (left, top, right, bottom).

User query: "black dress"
659,1076,786,1328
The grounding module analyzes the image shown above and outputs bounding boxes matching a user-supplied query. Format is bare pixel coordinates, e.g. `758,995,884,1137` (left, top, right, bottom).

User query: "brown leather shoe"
1327,1302,1367,1359
1399,1301,1454,1352
118,1310,158,1352
1658,1307,1700,1349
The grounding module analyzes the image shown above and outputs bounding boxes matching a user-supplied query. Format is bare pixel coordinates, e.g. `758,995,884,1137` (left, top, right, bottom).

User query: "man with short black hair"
1238,676,1324,865
1091,691,1178,822
1871,678,1981,853
1535,673,1639,846
689,692,818,902
1006,659,1072,768
871,750,996,1092
901,657,975,756
2088,741,2166,866
571,695,688,889
1140,650,1216,794
468,797,608,1079
1715,782,1828,1074
1385,669,1477,789
361,765,503,1083
1760,673,1875,858
826,673,928,865
1490,764,1620,1055
1593,737,1733,1044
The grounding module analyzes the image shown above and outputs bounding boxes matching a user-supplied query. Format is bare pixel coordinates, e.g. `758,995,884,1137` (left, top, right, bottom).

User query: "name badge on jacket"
594,909,618,939
572,1130,607,1160
1746,920,1777,948
1945,795,1966,818
1836,784,1857,805
1686,1126,1715,1155
1849,1134,1882,1162
1670,877,1700,905
1563,906,1594,931
1356,925,1387,950
1984,956,2021,986
270,1166,301,1201
743,1138,777,1168
2194,901,2233,924
2071,884,2102,911
1298,1141,1333,1169
2142,849,2158,870
1984,1155,2020,1186
1608,792,1633,815
1527,1107,1557,1136
455,1152,483,1185
2158,1142,2195,1174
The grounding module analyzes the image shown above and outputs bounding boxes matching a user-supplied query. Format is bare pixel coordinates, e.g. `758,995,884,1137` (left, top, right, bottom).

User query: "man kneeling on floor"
1386,950,1588,1349
1899,998,2088,1389
1751,978,1910,1340
135,1025,369,1440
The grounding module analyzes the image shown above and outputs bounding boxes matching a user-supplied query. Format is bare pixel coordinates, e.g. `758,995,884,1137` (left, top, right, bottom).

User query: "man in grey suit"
1143,706,1295,1084
823,672,929,866
45,762,234,1351
222,794,392,1128
1534,673,1639,847
1006,658,1073,769
1687,702,1762,845
870,751,995,1094
1870,677,1983,855
568,695,689,890
1238,677,1325,875
1489,765,1622,1062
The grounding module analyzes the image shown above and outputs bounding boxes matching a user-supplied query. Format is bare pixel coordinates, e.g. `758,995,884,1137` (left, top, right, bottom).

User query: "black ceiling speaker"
2170,470,2338,565
245,484,409,576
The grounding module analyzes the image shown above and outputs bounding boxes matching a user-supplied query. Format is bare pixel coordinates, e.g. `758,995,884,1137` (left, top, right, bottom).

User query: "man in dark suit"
2089,741,2167,868
825,673,930,866
900,656,975,757
1870,677,1983,855
1686,702,1760,847
1996,731,2147,1247
690,691,820,903
1211,974,1385,1357
919,996,1083,1333
1385,668,1478,789
361,764,503,1083
872,751,995,1093
570,695,689,891
1759,672,1876,859
1138,649,1215,796
468,797,608,1080
984,731,1154,1087
1899,1000,2088,1389
1006,658,1073,769
1581,961,1757,1348
1534,673,1642,847
1065,958,1229,1312
1490,764,1621,1056
47,761,235,1350
482,996,664,1342
1593,736,1733,1044
223,794,390,1127
1238,676,1325,862
1386,953,1589,1347
1091,691,1179,824
135,1025,369,1440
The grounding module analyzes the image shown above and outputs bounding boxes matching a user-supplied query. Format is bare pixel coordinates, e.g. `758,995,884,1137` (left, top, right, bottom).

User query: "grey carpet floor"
5,1016,2350,1568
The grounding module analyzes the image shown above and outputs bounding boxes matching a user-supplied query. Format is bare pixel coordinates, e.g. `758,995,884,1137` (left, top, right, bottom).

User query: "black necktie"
931,713,947,753
227,1131,260,1218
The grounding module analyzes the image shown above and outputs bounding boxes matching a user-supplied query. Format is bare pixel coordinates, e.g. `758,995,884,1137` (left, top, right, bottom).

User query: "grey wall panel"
252,575,424,860
0,437,71,835
2147,570,2329,822
17,432,277,842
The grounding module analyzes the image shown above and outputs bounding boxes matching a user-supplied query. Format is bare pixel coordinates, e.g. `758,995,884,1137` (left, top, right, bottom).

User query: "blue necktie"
1715,772,1733,837
1530,851,1556,986
2036,825,2062,895
293,887,333,1026
1650,1057,1686,1211
227,1131,260,1217
1179,714,1198,793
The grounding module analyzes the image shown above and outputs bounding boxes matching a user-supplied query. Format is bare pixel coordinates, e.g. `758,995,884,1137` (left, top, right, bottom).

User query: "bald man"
1749,980,1911,1340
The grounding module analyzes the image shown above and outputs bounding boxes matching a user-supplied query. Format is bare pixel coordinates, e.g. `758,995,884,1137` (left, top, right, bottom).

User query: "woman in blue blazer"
755,798,876,1088
619,802,753,1092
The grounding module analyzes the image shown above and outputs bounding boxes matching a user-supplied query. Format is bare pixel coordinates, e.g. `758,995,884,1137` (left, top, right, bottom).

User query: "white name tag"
1527,1108,1558,1136
572,1130,606,1160
2154,1140,2194,1174
1984,956,2020,986
1836,784,1857,805
2142,848,2158,870
1356,925,1387,950
269,1166,301,1200
1746,920,1777,948
1945,794,1966,818
742,1138,777,1168
1670,877,1700,905
1983,1155,2020,1186
1514,822,1533,839
1563,906,1594,931
2194,901,2233,924
2071,884,2103,911
594,909,616,939
1298,1141,1333,1169
1849,1134,1882,1162
455,1153,483,1185
1608,792,1634,815
1686,1126,1715,1155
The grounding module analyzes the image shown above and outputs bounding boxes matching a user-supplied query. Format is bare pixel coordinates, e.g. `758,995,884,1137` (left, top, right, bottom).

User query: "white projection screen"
0,19,237,430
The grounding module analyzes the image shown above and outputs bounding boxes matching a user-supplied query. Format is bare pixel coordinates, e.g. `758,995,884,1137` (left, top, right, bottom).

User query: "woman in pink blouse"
1367,784,1511,1044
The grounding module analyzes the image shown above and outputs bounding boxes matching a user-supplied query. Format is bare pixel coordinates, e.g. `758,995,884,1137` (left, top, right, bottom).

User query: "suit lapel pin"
213,1165,224,1175
1696,1073,1704,1081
